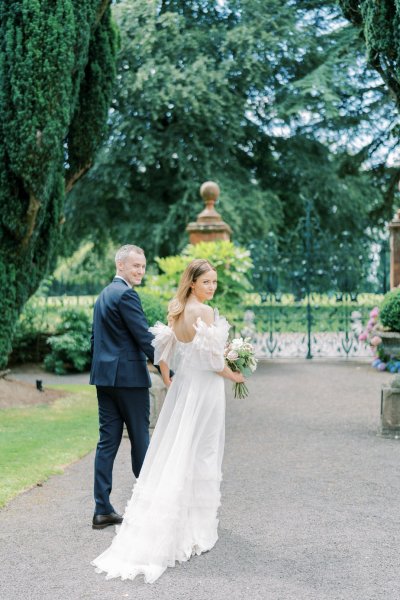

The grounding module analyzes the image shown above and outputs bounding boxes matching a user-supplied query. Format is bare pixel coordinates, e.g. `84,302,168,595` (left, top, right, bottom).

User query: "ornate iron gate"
247,199,388,359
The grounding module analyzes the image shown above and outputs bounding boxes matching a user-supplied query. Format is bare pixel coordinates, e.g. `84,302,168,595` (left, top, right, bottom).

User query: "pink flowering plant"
224,336,258,399
357,306,400,372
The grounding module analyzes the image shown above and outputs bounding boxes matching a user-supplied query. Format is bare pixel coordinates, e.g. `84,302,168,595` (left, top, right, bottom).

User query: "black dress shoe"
92,511,123,529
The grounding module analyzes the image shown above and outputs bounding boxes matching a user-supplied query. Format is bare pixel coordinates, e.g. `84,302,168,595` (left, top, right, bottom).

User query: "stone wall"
149,372,167,429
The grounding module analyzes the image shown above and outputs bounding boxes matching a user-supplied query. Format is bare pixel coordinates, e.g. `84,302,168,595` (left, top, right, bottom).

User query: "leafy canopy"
65,0,397,272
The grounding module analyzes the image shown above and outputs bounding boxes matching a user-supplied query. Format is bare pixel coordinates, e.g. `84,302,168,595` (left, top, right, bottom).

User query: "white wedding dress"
92,309,230,583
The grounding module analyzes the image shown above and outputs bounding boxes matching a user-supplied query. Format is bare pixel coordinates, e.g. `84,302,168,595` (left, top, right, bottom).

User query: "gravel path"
1,360,399,600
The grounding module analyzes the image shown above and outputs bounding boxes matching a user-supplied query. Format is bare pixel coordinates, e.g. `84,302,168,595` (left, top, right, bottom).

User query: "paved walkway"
9,363,90,385
1,360,399,600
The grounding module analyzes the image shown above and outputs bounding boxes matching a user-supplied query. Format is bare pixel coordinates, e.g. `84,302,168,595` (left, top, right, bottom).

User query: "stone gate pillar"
186,181,232,244
389,209,400,289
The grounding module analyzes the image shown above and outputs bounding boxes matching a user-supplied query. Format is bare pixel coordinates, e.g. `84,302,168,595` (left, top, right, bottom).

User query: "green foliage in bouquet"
141,241,253,326
44,309,92,375
379,289,400,333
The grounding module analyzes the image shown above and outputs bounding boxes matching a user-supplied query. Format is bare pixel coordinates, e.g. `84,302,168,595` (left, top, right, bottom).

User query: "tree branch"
96,0,110,25
64,2,110,196
369,54,400,107
21,192,41,249
65,162,92,194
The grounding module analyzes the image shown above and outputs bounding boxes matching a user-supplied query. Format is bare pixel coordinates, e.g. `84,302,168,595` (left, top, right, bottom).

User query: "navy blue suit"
90,277,156,515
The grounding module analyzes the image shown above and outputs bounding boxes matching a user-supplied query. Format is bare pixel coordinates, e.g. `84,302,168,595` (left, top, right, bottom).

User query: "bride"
92,258,245,583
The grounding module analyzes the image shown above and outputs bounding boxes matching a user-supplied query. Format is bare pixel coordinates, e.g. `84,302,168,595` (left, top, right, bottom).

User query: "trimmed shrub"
138,289,168,327
142,241,253,327
44,309,92,374
9,288,54,364
380,289,400,333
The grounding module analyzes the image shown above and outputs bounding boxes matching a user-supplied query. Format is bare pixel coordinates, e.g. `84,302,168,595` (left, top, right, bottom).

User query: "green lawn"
0,385,99,508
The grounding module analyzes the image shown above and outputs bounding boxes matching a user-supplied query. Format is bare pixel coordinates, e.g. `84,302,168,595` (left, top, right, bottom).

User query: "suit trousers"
94,386,150,515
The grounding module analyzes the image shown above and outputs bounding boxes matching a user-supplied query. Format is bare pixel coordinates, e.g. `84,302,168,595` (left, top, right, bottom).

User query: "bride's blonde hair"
167,259,216,323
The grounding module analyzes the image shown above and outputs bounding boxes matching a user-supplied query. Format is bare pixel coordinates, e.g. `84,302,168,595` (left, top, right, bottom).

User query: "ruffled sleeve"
149,322,176,368
188,312,230,372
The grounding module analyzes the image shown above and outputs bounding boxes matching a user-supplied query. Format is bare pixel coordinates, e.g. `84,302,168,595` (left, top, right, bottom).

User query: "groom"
90,244,157,529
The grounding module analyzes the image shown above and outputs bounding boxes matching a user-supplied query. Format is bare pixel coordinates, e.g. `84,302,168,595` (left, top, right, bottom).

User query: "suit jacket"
90,277,155,388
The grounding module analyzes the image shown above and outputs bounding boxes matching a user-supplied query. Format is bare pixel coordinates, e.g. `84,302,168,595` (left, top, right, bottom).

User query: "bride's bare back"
171,301,214,343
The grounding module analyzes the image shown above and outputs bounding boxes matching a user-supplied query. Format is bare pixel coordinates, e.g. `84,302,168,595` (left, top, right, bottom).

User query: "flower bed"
357,306,400,373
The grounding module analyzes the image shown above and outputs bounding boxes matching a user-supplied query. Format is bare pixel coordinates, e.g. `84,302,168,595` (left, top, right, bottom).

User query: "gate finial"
186,181,232,245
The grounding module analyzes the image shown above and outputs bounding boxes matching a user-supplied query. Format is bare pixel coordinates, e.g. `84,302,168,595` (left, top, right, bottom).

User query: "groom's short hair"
115,244,144,263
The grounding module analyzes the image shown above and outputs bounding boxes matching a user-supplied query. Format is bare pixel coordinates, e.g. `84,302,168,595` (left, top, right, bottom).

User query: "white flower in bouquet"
224,336,258,399
230,337,244,350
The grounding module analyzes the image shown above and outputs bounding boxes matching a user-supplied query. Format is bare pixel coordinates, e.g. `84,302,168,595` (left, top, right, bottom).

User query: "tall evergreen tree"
0,1,117,368
340,1,400,106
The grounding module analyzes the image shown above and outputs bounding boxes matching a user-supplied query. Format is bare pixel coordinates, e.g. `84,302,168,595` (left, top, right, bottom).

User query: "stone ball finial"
185,180,231,244
200,181,220,205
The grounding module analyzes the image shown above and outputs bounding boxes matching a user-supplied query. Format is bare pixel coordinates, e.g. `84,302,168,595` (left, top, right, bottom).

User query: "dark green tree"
66,0,286,258
338,0,400,226
65,0,397,265
0,1,117,367
340,1,400,106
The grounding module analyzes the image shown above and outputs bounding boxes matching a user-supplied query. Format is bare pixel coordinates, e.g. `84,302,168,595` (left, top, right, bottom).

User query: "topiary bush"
379,289,400,332
44,309,92,374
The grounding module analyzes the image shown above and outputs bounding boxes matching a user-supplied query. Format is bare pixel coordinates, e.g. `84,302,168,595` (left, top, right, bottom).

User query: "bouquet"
224,336,258,399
